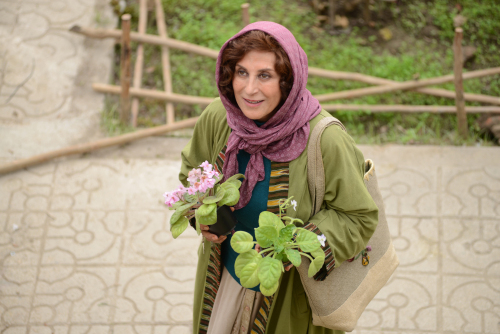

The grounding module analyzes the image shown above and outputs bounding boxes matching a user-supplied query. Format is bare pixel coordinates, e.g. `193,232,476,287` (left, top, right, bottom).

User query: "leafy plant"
164,161,244,238
231,197,326,296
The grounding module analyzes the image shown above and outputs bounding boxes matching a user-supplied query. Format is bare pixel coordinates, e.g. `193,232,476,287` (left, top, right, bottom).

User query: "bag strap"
307,117,347,217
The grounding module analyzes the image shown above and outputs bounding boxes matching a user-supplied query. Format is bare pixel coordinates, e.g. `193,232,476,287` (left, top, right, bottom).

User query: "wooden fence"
1,3,499,175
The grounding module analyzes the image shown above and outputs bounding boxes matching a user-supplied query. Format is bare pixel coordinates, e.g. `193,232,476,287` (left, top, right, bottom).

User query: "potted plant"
230,197,326,296
163,161,244,238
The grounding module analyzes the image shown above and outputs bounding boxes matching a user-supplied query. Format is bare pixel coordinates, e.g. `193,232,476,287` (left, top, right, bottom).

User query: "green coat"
180,99,378,334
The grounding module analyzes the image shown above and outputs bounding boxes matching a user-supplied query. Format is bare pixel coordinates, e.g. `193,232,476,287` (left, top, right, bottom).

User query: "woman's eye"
237,70,247,76
260,73,270,79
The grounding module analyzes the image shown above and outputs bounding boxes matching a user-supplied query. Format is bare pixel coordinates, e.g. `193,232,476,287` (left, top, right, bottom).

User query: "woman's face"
232,50,281,122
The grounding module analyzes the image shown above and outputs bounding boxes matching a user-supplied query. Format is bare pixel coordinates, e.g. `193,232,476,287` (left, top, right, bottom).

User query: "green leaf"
235,249,261,278
311,247,326,259
202,187,225,204
260,280,279,296
255,226,278,248
169,201,185,210
278,224,296,243
308,255,325,278
239,262,260,288
170,216,189,239
170,202,196,225
258,211,284,231
224,173,245,189
295,229,321,252
217,183,240,207
231,231,255,253
275,252,287,262
195,203,217,226
258,257,282,289
195,220,201,236
285,248,301,267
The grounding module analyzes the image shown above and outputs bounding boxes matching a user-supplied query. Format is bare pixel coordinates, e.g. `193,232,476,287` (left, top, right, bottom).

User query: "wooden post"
241,3,250,27
362,0,371,25
453,27,468,139
327,0,335,29
120,14,132,125
155,0,175,124
131,0,148,127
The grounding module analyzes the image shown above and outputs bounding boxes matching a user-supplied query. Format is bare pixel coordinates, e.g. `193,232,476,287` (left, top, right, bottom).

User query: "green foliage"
108,0,499,145
232,197,326,296
167,172,245,238
195,203,217,226
231,231,255,254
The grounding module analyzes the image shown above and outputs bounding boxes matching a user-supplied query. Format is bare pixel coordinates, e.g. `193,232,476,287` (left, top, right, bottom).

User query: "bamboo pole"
70,26,500,105
322,104,500,113
120,14,132,125
307,67,500,105
314,67,500,103
453,27,468,138
0,117,199,175
241,3,250,27
70,26,219,58
131,0,148,127
93,83,214,105
155,0,175,124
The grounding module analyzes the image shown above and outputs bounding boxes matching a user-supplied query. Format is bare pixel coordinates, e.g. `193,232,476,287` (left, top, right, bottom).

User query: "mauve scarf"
216,21,321,209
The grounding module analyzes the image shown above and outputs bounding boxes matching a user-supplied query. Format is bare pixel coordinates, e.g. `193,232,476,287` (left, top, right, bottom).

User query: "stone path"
1,1,500,334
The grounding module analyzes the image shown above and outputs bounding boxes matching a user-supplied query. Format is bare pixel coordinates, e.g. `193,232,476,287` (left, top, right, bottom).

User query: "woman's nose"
244,76,259,95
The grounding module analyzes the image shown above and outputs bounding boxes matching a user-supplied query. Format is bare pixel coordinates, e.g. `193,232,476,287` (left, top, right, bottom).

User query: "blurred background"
105,0,500,145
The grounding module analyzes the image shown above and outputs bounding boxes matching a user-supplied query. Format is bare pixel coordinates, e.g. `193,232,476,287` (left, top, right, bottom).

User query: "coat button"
245,306,250,311
241,326,246,332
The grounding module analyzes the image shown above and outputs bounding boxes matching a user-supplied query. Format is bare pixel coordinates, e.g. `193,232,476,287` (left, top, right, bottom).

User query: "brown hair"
218,30,294,109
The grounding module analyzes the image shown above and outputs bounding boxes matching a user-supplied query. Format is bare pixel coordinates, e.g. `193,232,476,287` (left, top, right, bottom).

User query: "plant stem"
259,247,275,256
299,252,314,262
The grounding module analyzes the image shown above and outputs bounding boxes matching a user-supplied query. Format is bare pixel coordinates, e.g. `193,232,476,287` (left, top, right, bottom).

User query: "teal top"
221,123,271,291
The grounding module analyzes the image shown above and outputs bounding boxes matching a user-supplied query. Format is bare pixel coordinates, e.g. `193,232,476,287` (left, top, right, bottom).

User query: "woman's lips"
243,98,264,107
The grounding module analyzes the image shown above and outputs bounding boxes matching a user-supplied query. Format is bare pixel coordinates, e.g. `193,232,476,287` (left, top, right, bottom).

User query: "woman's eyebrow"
235,64,276,72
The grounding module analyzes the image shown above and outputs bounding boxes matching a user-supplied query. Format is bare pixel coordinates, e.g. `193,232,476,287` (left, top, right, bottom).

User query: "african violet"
163,161,244,238
230,197,326,296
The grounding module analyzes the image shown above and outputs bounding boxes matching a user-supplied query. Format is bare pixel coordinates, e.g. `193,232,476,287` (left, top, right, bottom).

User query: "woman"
180,21,378,334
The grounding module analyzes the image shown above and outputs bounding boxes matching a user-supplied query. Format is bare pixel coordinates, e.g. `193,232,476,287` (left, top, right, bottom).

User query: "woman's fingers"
284,263,294,271
201,230,227,243
255,244,261,253
199,224,209,231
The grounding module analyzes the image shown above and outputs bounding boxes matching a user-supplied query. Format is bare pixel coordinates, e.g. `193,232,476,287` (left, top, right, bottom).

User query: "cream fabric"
207,267,264,334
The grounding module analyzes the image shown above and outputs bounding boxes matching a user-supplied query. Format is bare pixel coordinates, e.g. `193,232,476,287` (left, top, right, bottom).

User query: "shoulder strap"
307,117,347,217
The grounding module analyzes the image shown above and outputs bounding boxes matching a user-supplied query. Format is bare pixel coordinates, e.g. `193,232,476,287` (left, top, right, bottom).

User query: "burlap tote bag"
296,117,399,332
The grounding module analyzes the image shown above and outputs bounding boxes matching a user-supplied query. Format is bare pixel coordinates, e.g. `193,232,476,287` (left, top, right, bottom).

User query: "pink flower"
163,192,180,207
200,161,213,172
366,245,372,252
187,187,197,195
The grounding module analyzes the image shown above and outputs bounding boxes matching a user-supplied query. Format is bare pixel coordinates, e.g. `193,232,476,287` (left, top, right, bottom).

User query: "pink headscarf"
216,21,321,209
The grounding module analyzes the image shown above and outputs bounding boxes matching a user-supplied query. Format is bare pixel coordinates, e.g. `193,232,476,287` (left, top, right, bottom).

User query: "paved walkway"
0,1,499,334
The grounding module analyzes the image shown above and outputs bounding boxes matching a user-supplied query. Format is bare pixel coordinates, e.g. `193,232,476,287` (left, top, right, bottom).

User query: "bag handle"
307,117,347,218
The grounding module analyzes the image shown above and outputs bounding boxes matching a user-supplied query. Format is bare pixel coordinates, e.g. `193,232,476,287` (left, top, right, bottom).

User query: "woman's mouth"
243,98,264,107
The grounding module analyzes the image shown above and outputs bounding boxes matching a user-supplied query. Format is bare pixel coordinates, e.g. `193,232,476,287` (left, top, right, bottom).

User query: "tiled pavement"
0,0,499,333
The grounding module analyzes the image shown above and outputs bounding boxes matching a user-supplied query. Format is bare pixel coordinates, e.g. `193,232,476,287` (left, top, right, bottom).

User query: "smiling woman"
179,21,378,334
232,50,281,122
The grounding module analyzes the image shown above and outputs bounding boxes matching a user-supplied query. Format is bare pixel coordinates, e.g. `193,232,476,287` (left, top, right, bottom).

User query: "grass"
103,0,500,146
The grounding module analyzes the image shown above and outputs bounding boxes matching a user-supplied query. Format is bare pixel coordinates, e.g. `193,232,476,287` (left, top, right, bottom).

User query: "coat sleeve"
303,125,379,281
179,99,226,186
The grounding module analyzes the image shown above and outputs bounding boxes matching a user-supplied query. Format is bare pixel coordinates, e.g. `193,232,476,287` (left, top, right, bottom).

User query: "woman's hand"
200,224,227,243
255,244,293,272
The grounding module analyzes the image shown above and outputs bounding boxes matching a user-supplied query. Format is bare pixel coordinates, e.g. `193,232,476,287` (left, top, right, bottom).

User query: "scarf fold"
216,21,321,209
